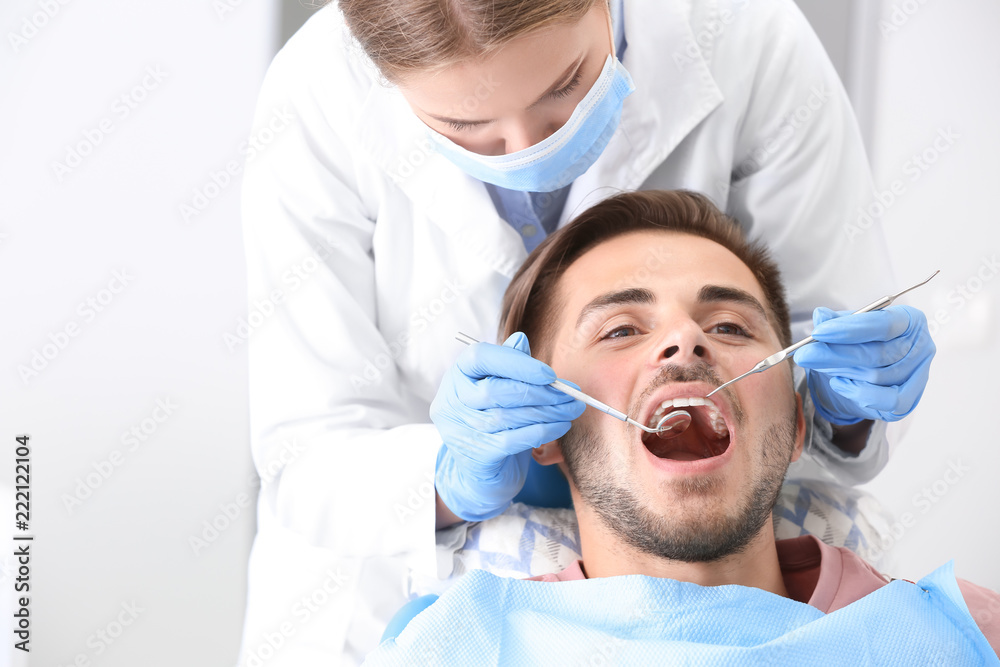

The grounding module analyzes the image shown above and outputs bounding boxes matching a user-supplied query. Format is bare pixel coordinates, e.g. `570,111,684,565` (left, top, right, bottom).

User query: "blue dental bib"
365,561,996,666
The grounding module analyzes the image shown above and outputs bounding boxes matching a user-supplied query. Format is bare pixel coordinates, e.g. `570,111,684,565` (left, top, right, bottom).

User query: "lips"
638,386,734,463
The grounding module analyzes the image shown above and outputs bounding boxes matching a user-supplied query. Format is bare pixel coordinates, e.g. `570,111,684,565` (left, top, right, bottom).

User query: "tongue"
646,435,712,460
663,450,706,462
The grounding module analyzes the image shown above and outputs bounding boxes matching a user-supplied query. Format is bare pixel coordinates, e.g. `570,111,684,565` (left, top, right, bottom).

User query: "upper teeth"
648,397,729,437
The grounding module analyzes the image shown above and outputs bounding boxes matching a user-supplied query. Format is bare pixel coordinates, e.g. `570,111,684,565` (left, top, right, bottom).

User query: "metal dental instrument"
455,332,692,435
706,270,940,398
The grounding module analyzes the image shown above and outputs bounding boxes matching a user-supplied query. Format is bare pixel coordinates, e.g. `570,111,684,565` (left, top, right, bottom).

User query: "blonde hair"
336,0,599,83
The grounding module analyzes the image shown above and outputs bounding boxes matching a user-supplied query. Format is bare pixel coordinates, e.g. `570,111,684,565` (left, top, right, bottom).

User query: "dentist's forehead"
397,4,607,122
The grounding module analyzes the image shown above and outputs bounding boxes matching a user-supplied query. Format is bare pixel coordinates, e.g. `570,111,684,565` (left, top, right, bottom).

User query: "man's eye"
602,325,640,340
711,323,749,337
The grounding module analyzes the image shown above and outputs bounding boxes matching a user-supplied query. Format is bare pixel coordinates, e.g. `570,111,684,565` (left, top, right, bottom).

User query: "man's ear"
790,392,806,462
532,440,565,466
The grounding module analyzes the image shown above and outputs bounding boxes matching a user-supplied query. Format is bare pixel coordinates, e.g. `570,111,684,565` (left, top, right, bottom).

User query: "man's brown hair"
498,190,792,359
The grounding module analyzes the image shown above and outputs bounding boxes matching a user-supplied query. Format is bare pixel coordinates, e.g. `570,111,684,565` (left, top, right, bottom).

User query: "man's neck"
576,507,789,598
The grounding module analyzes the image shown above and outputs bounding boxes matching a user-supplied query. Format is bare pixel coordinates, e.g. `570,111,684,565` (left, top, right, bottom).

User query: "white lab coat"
238,1,896,664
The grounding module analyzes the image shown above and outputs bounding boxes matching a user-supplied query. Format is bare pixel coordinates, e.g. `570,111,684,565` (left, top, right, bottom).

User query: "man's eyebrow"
425,56,585,126
698,285,769,321
575,287,656,328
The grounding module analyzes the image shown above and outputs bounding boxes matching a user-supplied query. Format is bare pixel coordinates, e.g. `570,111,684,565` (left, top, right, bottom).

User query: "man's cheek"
572,410,603,438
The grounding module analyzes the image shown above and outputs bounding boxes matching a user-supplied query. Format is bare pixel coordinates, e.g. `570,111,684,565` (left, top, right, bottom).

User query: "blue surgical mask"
426,54,636,192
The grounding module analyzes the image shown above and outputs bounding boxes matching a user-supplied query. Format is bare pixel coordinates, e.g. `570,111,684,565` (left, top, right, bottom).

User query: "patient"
366,191,1000,664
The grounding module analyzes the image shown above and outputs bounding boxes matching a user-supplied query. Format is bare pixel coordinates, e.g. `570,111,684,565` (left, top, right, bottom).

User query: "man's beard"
560,363,797,563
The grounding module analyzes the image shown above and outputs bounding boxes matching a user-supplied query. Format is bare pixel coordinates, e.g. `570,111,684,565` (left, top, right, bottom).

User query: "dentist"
238,0,934,664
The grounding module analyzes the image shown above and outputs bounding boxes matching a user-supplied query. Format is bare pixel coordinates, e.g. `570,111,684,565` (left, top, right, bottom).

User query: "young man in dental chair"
365,190,1000,665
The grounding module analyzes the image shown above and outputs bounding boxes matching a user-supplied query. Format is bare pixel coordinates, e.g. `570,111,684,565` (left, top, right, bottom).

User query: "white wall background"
0,2,276,665
794,1,1000,591
855,0,1000,591
1,1,997,666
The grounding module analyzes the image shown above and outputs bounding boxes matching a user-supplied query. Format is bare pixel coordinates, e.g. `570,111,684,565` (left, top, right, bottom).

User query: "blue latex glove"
793,305,935,425
431,332,585,521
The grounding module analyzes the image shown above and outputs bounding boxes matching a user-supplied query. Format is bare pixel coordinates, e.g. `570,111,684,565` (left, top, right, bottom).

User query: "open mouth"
641,397,731,461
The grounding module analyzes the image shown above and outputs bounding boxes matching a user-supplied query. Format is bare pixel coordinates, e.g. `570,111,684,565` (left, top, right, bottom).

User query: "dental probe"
455,332,691,435
706,270,940,398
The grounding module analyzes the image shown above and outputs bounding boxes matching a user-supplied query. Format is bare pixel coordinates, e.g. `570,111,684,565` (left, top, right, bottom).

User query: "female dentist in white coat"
238,0,935,664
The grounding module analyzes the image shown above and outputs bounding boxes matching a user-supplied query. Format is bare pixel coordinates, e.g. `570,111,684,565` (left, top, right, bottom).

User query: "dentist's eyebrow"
698,285,769,321
526,55,585,110
424,55,585,126
424,112,494,127
575,287,656,329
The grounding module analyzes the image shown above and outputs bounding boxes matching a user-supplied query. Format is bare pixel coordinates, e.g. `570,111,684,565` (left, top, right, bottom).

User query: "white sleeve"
721,0,901,481
241,43,440,578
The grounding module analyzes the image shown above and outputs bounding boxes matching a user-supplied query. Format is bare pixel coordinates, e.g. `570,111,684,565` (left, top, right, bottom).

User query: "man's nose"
654,321,711,366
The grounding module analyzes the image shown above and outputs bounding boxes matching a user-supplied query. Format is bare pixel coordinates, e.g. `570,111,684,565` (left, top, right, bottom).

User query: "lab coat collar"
563,0,725,221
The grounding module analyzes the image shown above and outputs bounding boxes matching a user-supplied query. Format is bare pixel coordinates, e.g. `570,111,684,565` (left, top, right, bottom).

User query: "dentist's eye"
550,72,582,100
711,322,750,337
602,325,640,340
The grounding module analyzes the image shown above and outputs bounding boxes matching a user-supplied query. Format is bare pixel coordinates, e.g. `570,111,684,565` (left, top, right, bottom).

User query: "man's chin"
599,494,770,563
580,469,781,563
648,467,728,498
565,414,797,565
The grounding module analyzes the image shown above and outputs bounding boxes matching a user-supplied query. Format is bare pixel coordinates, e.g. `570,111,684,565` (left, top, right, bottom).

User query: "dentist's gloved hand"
793,305,935,425
431,332,585,522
